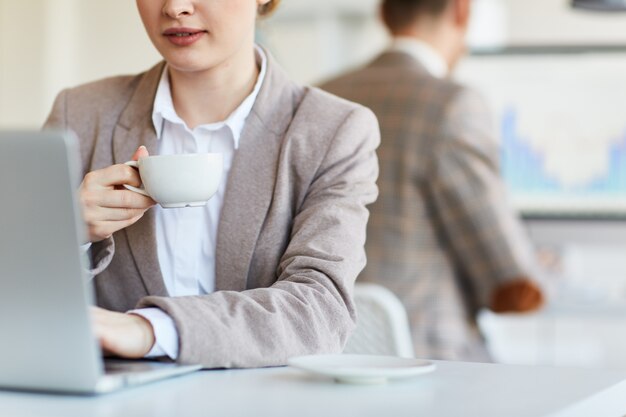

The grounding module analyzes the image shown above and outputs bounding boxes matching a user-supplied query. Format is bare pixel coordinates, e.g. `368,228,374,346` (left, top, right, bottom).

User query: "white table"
1,360,626,417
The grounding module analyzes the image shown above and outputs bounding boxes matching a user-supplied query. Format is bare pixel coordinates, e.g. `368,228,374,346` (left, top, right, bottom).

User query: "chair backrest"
343,283,414,358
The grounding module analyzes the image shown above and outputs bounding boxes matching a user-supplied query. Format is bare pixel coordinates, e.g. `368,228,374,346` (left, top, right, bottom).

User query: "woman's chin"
166,57,218,75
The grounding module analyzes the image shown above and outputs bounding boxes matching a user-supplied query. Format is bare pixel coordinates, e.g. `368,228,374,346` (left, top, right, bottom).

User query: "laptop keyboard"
104,360,173,375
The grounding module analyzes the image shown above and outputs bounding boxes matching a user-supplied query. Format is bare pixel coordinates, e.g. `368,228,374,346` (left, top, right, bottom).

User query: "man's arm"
429,87,543,313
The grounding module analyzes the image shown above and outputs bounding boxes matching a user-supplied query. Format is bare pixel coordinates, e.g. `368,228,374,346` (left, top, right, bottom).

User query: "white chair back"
343,283,414,358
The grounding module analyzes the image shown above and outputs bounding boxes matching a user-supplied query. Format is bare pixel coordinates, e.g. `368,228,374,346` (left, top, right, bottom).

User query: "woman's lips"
163,28,206,46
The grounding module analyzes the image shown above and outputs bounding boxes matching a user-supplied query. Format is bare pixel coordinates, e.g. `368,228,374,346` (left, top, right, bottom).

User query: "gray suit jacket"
322,52,536,361
44,52,379,368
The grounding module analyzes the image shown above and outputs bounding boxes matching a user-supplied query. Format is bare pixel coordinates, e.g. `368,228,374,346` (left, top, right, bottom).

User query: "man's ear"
452,0,471,29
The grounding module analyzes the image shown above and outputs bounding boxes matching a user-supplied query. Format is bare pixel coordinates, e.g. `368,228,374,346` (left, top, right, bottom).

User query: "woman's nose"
162,0,195,19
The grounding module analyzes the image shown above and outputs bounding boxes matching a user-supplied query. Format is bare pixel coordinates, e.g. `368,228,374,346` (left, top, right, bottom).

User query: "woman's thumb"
131,145,149,161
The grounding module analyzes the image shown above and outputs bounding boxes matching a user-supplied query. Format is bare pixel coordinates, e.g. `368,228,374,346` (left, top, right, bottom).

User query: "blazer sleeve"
137,106,380,368
42,89,116,278
428,88,539,308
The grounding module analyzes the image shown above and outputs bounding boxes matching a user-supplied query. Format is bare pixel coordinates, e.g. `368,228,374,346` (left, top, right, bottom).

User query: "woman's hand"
91,307,156,358
79,146,156,242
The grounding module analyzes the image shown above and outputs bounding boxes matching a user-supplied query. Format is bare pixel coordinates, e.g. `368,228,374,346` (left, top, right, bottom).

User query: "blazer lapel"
214,118,279,291
112,62,168,297
215,50,303,291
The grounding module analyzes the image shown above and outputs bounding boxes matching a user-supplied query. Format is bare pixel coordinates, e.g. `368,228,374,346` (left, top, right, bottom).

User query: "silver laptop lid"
0,131,103,392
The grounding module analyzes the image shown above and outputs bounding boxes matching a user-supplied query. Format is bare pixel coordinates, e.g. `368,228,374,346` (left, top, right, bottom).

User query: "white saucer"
288,354,436,384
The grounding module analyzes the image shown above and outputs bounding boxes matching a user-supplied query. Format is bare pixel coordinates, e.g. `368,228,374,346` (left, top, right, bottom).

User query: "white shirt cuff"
129,307,180,360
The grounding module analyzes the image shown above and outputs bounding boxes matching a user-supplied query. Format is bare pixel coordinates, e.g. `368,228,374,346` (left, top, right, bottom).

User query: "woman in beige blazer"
44,0,379,368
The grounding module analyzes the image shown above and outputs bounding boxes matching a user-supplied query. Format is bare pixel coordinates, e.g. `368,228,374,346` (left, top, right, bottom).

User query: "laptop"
0,131,201,394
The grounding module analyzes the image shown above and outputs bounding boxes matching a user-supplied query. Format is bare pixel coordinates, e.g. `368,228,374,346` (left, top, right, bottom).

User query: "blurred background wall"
2,0,626,128
0,0,159,128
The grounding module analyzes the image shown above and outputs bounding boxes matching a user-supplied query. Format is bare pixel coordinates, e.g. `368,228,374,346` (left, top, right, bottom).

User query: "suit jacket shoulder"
48,69,152,129
279,86,379,201
293,86,377,142
44,63,164,175
321,51,462,105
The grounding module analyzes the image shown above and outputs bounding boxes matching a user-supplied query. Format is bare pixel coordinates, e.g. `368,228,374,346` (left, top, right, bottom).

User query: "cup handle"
123,161,151,197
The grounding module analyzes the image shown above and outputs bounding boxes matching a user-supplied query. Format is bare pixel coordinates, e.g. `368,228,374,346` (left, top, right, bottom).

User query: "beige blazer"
44,52,379,368
322,52,536,361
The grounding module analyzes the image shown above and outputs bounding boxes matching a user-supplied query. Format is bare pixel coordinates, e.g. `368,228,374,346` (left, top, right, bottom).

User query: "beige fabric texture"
322,51,537,361
44,51,380,368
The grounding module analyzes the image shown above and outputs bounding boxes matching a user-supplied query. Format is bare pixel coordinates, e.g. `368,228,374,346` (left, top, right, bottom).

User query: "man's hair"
381,0,452,32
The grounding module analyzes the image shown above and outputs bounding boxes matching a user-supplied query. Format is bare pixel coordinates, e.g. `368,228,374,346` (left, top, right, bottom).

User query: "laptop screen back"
0,131,102,393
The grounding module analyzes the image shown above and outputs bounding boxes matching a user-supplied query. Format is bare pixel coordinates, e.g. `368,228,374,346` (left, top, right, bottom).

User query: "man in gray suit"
322,0,543,361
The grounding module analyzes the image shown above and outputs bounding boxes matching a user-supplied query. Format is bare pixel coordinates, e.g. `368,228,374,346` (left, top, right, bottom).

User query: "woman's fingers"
87,206,147,222
79,150,156,242
84,188,155,210
83,209,147,242
86,215,145,242
90,307,155,359
131,145,149,161
83,164,143,188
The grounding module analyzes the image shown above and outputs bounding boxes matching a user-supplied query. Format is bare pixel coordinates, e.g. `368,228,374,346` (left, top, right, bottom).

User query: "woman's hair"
258,0,281,17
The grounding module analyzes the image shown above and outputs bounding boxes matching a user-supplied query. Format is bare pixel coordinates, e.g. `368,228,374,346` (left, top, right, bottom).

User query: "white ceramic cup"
123,153,223,208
